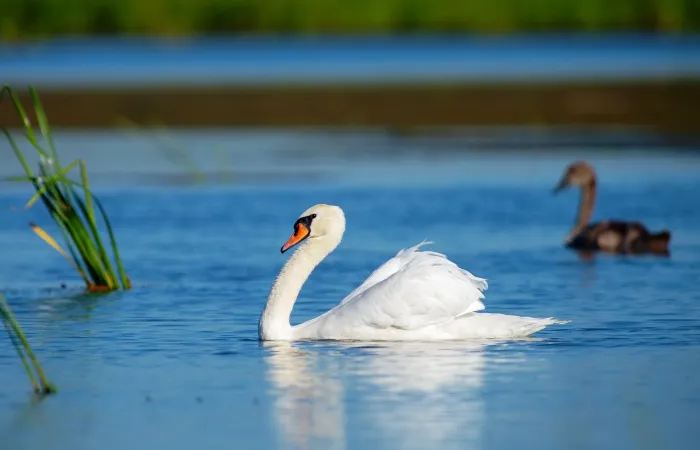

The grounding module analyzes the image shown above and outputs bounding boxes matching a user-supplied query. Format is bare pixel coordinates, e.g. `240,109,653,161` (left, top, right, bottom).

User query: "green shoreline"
1,81,698,137
1,0,698,40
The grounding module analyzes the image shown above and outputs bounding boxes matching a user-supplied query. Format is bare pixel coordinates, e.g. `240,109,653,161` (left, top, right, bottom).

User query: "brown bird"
553,161,671,255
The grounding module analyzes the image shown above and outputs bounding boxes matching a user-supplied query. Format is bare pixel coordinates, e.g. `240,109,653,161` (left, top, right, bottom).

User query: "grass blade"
1,316,40,392
24,159,80,209
2,86,48,157
29,86,60,168
69,189,116,289
94,196,130,289
0,292,57,395
76,161,119,288
29,223,91,284
2,128,36,179
78,161,95,224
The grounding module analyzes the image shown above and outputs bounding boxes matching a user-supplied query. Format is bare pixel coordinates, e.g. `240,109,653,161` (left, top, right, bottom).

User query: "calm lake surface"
2,35,700,88
1,129,699,450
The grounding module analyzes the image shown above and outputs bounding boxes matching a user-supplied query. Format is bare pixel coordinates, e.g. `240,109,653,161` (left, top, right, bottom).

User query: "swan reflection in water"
263,340,497,450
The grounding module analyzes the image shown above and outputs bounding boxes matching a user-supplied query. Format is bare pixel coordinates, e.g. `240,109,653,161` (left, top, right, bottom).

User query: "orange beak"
281,223,310,253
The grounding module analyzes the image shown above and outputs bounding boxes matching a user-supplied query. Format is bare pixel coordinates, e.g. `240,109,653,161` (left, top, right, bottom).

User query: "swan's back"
307,242,488,337
340,241,487,305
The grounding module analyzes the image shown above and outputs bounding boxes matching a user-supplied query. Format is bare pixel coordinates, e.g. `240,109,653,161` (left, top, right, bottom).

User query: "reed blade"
24,159,80,209
1,315,41,392
77,161,118,287
29,222,91,284
2,128,36,179
0,293,56,394
69,187,117,288
94,196,130,289
58,225,92,285
2,86,48,157
29,86,61,168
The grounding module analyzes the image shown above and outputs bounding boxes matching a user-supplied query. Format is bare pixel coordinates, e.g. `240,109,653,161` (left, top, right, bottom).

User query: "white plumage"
259,204,568,341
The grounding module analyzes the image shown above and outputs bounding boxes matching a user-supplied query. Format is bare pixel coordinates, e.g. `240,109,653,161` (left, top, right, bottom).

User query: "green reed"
0,291,56,395
1,85,131,292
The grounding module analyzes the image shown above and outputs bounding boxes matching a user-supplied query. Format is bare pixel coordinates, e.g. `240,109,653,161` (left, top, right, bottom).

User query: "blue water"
2,35,700,88
1,130,700,450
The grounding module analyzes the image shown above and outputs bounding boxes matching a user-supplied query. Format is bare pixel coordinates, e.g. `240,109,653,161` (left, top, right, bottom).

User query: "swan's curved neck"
569,179,597,240
259,235,340,340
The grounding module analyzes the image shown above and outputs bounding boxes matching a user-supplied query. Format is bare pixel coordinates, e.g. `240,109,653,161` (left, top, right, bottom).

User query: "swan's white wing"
328,243,488,331
338,241,434,306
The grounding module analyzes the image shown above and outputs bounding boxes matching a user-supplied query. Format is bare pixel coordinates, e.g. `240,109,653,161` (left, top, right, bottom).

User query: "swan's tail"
521,317,571,336
453,313,570,339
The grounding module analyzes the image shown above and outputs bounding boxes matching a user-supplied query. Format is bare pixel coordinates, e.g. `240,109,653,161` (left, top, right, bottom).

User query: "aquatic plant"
1,85,131,292
0,291,56,395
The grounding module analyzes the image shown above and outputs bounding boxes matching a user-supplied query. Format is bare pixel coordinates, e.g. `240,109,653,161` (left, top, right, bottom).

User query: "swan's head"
281,204,346,253
554,161,596,193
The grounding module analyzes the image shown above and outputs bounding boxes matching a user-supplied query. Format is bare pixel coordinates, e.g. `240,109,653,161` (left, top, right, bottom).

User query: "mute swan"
554,161,671,255
259,204,568,341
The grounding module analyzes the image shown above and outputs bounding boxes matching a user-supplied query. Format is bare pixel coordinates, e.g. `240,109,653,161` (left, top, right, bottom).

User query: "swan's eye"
310,214,317,219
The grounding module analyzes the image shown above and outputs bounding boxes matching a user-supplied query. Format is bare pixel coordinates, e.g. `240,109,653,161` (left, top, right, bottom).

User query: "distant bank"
1,36,699,136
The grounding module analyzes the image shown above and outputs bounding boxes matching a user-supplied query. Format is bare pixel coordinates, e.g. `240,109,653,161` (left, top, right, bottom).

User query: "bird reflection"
263,340,493,450
262,342,346,450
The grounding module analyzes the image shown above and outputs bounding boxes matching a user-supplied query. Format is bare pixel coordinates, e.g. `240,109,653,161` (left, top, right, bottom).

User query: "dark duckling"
553,161,671,255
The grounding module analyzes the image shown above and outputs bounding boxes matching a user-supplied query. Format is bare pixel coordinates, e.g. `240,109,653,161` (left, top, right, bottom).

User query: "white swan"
259,204,568,341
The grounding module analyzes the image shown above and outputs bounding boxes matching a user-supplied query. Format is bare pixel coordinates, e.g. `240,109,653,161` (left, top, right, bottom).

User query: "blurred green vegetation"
1,0,698,40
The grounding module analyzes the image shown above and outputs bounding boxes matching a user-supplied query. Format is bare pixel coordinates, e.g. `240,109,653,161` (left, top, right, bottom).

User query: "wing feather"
327,242,488,332
338,240,433,305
